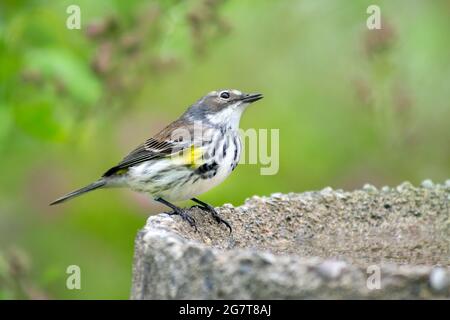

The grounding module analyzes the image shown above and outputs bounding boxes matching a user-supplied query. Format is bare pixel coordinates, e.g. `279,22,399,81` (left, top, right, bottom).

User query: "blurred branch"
87,0,231,111
0,248,49,299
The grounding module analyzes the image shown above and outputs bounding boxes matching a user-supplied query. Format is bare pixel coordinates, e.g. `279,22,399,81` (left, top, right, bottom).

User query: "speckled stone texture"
131,181,450,299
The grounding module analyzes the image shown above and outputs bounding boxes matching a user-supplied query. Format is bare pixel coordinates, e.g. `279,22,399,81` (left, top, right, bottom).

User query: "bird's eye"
220,91,230,99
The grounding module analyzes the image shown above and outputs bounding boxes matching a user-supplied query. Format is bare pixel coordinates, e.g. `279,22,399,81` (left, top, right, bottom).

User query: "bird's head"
183,89,263,126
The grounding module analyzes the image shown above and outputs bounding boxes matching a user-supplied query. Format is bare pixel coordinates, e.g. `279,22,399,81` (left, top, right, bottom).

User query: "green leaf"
0,103,13,146
24,48,101,105
0,36,22,84
14,100,67,142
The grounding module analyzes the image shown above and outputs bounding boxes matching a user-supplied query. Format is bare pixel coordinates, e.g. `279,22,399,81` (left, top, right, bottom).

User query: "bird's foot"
191,204,232,234
166,209,197,230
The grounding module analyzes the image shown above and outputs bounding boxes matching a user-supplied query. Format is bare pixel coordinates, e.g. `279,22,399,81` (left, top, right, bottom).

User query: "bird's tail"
49,179,106,205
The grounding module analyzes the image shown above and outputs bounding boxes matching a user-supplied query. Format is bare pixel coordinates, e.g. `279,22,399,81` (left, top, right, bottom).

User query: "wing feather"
102,120,206,177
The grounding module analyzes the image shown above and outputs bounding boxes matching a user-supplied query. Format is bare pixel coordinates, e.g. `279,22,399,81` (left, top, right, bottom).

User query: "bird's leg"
155,197,196,230
191,198,232,233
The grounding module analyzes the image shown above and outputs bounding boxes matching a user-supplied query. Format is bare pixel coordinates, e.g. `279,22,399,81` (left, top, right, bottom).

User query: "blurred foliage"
0,248,49,299
0,0,449,299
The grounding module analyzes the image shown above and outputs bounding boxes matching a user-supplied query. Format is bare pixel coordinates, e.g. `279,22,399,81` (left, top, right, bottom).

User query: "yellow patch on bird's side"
172,145,204,168
115,168,128,175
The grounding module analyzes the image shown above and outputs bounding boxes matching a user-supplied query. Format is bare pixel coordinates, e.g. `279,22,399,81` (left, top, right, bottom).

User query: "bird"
50,89,263,232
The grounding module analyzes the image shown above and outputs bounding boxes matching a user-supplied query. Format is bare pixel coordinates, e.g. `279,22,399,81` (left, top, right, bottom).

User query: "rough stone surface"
131,182,450,299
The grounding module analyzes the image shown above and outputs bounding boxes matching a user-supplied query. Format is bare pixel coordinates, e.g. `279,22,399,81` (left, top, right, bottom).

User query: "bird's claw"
192,205,232,234
213,214,232,234
166,210,197,230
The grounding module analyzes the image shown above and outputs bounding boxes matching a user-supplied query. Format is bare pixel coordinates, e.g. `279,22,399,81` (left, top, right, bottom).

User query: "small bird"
50,89,263,232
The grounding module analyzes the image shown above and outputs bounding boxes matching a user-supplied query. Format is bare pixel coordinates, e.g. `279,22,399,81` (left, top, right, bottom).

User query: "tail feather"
50,180,106,205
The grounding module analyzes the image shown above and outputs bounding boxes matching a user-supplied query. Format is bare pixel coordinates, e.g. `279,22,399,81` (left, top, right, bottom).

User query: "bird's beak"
241,93,263,103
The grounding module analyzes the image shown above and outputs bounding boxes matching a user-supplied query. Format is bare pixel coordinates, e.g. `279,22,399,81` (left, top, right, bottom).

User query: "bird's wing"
102,120,207,177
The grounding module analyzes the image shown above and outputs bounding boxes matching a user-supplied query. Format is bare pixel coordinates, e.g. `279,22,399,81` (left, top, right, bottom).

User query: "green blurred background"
0,0,449,299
